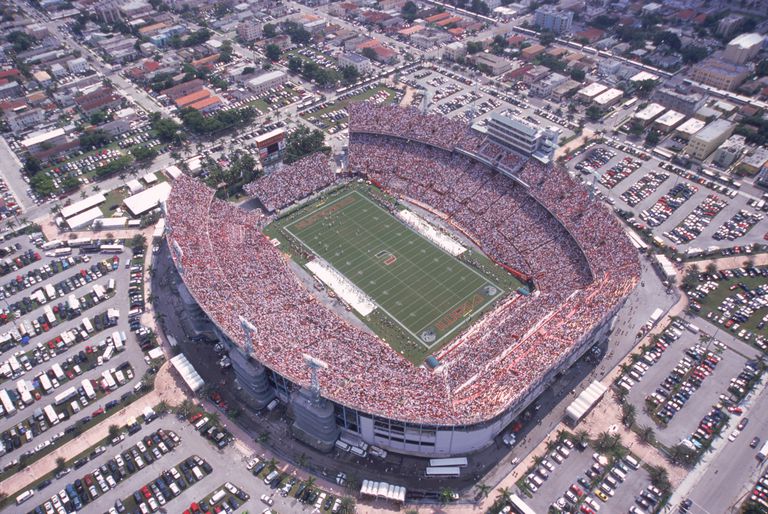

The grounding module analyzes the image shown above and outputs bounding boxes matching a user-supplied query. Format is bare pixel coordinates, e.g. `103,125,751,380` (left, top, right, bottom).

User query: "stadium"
164,103,641,457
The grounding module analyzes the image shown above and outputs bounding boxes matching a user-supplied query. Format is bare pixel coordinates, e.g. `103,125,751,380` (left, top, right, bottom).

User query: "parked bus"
51,363,65,381
66,295,79,312
652,147,674,160
0,389,16,416
101,370,117,391
46,248,71,257
54,386,77,406
81,379,96,400
43,404,59,426
100,244,124,254
425,466,461,477
428,457,468,468
43,306,55,325
16,380,33,405
40,240,63,251
67,238,92,247
37,373,52,394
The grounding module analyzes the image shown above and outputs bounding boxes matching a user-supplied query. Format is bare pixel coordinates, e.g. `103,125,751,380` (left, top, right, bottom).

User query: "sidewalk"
0,363,185,497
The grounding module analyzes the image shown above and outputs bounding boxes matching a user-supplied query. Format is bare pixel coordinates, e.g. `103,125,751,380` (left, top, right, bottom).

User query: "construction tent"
565,380,608,424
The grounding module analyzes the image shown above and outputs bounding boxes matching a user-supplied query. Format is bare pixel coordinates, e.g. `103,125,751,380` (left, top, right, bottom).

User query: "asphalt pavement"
0,234,149,473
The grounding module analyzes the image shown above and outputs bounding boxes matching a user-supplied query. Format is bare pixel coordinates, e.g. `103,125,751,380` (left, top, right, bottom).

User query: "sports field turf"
283,189,508,358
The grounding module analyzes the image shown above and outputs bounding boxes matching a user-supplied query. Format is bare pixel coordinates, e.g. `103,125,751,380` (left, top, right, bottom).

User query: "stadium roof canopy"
170,353,204,392
565,380,607,424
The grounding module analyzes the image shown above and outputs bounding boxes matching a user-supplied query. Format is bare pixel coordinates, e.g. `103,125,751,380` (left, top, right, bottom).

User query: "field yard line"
286,189,505,349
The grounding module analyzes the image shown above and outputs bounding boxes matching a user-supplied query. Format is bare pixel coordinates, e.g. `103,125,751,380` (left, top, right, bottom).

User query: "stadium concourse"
164,103,640,456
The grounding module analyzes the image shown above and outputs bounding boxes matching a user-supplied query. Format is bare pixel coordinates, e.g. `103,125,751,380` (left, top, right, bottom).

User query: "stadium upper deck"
165,103,640,431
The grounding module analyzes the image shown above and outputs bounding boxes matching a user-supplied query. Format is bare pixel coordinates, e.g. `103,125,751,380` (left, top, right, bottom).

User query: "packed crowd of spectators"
164,104,640,426
347,102,484,154
244,153,335,212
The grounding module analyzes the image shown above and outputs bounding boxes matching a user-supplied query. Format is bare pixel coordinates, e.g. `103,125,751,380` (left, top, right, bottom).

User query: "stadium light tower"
302,353,329,403
239,316,257,356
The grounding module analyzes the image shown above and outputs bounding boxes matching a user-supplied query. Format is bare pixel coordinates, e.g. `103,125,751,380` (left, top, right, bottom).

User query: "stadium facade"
165,104,639,458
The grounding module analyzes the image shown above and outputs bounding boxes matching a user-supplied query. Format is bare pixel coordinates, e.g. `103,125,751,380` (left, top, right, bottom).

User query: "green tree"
151,117,182,143
491,34,507,55
288,56,303,73
79,129,111,150
283,126,330,164
586,105,603,121
108,424,121,438
281,21,311,45
645,130,660,146
7,31,36,52
265,43,281,62
361,47,377,61
570,68,586,82
466,41,484,54
219,40,233,63
439,487,457,504
89,110,107,125
130,145,158,162
474,483,491,498
638,425,655,444
24,157,42,175
55,457,66,471
30,173,55,196
341,65,359,84
339,497,356,514
681,45,708,64
539,30,556,46
469,0,489,15
401,0,419,22
262,23,277,39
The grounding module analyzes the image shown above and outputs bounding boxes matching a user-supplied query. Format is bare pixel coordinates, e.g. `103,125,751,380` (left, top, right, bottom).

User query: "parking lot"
564,143,768,252
20,411,353,514
524,436,657,514
624,319,759,447
0,232,152,476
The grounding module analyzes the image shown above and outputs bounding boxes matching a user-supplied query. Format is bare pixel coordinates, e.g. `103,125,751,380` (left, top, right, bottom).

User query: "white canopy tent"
360,480,406,503
565,380,608,424
170,353,205,392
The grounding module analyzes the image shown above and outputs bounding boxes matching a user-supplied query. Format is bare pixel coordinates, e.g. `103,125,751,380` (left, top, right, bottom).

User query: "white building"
712,134,745,168
67,57,89,74
245,70,287,96
236,21,262,42
534,7,572,34
338,53,372,75
723,33,764,65
481,113,560,163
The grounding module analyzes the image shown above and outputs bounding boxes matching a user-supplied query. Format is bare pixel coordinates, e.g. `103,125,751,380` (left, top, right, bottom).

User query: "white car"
260,494,273,506
729,429,741,442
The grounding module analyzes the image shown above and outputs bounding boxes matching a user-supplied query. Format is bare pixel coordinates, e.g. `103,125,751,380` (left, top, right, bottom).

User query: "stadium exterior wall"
185,282,622,457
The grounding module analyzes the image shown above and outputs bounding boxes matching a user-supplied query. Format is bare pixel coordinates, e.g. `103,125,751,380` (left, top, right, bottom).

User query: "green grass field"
280,188,513,362
694,273,768,344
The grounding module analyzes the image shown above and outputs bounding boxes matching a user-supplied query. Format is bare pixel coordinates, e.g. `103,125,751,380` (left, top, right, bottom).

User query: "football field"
284,189,505,351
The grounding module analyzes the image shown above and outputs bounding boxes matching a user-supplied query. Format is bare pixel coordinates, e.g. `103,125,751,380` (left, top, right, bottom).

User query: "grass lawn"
271,185,519,363
693,272,768,344
100,188,128,216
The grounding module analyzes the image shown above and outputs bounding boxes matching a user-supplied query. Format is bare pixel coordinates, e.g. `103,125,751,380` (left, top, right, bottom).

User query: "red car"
92,407,104,417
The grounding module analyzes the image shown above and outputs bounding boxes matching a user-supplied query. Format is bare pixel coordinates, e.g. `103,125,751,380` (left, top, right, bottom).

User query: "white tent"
360,480,406,503
170,353,204,392
565,380,608,424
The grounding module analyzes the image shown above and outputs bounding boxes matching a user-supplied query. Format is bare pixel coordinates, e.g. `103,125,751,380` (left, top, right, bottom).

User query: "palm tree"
438,487,456,504
339,497,355,514
257,432,270,443
496,487,513,504
705,262,717,275
594,432,620,453
304,476,316,490
638,425,655,444
546,439,558,452
474,483,491,499
533,455,544,466
80,191,87,199
621,403,636,427
108,424,120,438
155,401,169,414
55,457,66,471
647,465,671,492
575,429,590,448
266,457,278,472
